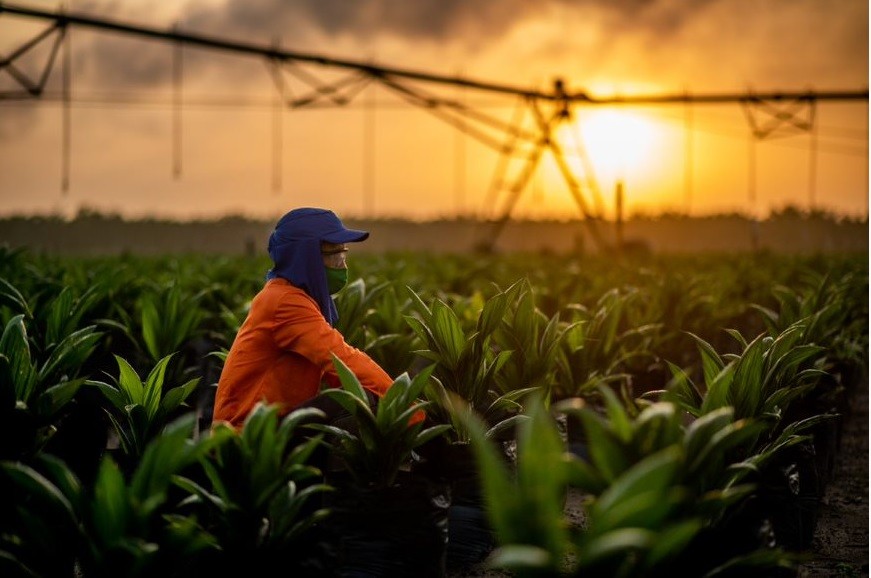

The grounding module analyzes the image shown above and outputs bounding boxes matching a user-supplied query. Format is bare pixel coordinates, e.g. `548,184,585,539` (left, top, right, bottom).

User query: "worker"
212,207,395,430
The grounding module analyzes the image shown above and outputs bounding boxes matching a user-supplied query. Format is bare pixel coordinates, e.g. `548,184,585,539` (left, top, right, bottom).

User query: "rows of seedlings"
0,246,866,577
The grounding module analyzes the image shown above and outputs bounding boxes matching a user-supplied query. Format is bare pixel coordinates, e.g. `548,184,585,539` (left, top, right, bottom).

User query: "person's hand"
409,408,426,426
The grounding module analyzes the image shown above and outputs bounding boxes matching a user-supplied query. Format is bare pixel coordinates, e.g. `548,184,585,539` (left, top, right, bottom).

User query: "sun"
557,108,658,187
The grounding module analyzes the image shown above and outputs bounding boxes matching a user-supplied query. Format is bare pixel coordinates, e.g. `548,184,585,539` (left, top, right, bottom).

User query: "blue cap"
272,207,369,245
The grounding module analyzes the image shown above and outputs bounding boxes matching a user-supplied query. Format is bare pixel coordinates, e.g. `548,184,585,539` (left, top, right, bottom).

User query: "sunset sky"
0,0,868,221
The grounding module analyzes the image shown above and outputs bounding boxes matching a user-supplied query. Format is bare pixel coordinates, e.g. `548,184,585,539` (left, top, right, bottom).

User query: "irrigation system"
1,2,867,251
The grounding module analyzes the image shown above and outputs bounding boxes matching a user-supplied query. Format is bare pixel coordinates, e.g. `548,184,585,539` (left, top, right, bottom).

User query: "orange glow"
561,109,658,183
532,108,664,218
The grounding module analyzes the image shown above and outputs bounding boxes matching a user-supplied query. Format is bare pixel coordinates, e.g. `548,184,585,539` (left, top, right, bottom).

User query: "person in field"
212,207,396,430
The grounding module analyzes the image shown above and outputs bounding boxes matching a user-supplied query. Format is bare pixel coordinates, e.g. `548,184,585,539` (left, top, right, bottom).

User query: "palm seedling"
662,320,829,424
660,322,837,551
110,282,206,383
0,453,83,577
1,415,219,578
309,354,450,489
459,393,748,578
404,281,533,445
78,415,219,578
174,403,334,575
751,271,868,414
554,287,659,402
358,281,422,378
751,272,869,485
88,353,199,469
0,293,102,461
461,390,798,577
334,278,421,377
492,279,568,402
332,277,391,350
306,356,454,576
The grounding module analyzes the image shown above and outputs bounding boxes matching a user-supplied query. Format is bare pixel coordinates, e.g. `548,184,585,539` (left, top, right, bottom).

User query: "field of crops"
0,246,867,577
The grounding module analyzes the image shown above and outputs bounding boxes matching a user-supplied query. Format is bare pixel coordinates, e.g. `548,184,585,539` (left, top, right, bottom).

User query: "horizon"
2,203,868,225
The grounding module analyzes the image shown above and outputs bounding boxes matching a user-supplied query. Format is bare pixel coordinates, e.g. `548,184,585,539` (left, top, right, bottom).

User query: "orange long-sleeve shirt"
212,278,393,430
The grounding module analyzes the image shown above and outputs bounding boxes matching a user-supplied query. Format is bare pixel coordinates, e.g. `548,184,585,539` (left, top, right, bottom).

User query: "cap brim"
322,228,369,243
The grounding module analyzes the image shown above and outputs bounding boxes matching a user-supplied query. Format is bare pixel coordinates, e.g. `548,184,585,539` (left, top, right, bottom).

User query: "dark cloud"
179,0,714,46
1,0,866,100
183,0,508,44
351,0,712,42
610,0,722,35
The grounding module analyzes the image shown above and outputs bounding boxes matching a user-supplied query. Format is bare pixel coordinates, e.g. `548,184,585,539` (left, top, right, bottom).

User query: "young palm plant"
310,355,450,489
332,277,390,350
1,415,219,578
492,279,568,400
662,320,828,422
108,282,206,385
88,352,199,470
360,281,422,378
334,278,421,377
751,272,868,488
174,403,334,576
404,282,538,571
0,453,83,577
462,392,798,577
558,389,765,497
555,388,767,520
308,355,453,577
460,393,710,578
0,311,102,461
659,321,836,551
78,415,219,578
554,287,659,401
404,281,533,444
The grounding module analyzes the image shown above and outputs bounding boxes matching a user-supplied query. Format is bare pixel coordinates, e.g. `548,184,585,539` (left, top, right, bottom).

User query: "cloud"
4,0,864,93
180,0,717,47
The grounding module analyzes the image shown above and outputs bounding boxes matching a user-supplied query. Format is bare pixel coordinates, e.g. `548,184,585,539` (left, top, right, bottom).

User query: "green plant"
39,284,104,351
492,279,568,398
554,287,658,400
111,282,206,366
334,278,421,377
753,271,868,381
461,391,801,577
556,389,764,503
657,323,840,553
359,281,422,377
0,453,83,577
567,447,706,578
78,415,218,578
460,393,571,571
459,393,711,577
663,321,828,422
333,277,390,350
88,353,199,465
0,311,101,460
1,415,218,578
405,281,533,443
174,403,333,575
308,355,450,489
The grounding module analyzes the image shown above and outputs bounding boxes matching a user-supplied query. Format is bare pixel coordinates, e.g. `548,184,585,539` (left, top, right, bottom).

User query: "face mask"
326,266,348,294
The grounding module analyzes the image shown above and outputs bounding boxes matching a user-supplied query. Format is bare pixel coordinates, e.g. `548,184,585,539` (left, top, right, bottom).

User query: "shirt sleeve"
272,290,394,398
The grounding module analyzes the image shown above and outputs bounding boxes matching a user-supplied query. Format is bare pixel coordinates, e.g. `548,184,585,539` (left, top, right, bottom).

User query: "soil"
796,379,869,578
449,382,869,578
